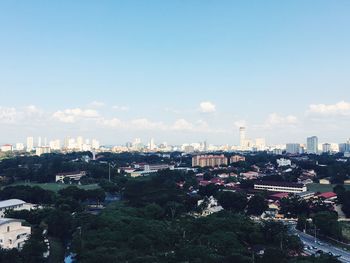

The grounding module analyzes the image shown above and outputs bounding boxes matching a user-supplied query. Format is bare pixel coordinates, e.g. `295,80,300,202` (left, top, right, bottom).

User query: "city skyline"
1,1,350,144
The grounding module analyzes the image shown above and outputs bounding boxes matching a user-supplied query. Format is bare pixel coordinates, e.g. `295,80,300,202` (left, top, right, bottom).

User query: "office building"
307,136,318,154
286,143,300,154
254,181,307,193
322,143,331,153
239,127,246,148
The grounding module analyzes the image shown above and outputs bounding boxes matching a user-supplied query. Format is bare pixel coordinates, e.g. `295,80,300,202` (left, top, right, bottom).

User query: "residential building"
322,143,331,153
192,154,228,167
15,143,24,151
230,155,246,163
307,136,318,154
0,219,31,249
286,143,300,154
35,146,51,156
26,137,34,152
0,145,12,152
254,181,307,193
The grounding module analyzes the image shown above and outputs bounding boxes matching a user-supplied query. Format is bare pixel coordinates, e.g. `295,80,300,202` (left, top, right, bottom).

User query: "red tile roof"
318,192,337,199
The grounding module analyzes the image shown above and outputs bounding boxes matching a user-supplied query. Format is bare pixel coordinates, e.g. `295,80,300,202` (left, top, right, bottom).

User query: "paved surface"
289,224,350,263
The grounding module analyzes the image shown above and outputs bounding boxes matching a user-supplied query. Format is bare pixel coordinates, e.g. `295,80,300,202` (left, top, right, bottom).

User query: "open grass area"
5,182,100,192
307,183,350,193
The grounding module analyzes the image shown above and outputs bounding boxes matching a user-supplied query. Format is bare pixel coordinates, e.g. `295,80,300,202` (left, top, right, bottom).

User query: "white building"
0,218,31,249
286,143,301,154
26,137,34,152
307,136,318,154
254,181,307,193
49,140,61,151
0,199,36,218
0,145,13,152
277,158,292,167
36,146,51,156
92,139,100,150
15,143,25,151
55,171,87,183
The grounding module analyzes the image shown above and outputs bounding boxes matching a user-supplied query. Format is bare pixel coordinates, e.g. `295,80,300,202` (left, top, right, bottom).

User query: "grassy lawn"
307,183,350,193
6,182,100,192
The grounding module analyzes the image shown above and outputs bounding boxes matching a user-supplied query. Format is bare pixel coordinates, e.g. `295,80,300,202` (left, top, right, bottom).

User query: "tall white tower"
239,127,246,147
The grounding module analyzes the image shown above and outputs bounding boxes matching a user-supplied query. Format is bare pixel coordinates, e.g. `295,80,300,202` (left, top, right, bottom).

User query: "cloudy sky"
0,1,349,145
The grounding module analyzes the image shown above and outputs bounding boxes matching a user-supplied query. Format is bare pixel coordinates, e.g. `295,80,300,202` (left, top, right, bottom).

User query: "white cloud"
234,120,247,128
130,118,166,130
53,108,99,123
308,101,350,116
171,119,194,131
262,113,298,128
199,101,216,113
98,118,124,128
0,107,17,123
90,101,105,108
112,105,129,112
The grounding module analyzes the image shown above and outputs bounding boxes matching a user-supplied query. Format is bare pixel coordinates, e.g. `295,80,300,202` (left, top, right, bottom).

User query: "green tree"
217,192,247,213
246,195,268,216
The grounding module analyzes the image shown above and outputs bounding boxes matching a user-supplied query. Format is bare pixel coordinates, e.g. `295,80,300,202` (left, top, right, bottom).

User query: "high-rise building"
15,143,25,151
322,143,331,153
77,136,84,151
239,127,246,148
36,146,51,156
307,136,318,154
92,139,100,150
26,137,34,152
49,140,61,150
38,136,42,147
286,143,301,154
255,138,266,151
339,142,350,153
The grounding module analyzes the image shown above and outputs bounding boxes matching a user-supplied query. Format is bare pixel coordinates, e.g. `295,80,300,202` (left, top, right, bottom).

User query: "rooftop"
0,199,26,208
255,181,305,188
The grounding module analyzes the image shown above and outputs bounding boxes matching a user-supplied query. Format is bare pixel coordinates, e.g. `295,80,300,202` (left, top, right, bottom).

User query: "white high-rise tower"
239,127,246,147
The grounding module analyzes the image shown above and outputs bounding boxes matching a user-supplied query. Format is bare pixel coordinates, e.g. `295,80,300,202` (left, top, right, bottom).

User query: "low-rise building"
277,158,291,167
0,145,13,152
319,178,331,185
229,155,245,163
0,218,31,249
192,154,228,167
0,199,36,218
254,181,307,193
55,171,87,183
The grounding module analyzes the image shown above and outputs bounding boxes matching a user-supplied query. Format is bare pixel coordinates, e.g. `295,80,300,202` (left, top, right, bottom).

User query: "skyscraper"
286,143,301,154
239,127,246,148
307,136,318,154
26,137,34,152
322,143,331,153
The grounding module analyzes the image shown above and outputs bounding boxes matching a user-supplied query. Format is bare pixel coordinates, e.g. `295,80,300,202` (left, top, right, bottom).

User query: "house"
0,199,36,218
319,178,331,185
0,218,31,249
197,196,223,216
277,158,291,167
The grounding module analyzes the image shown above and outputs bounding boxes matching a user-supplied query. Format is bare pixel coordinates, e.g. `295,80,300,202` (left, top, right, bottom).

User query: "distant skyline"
0,1,350,145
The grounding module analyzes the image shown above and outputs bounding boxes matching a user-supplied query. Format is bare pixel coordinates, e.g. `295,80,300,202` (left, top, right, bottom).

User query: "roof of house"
318,192,337,199
269,193,290,199
0,199,26,208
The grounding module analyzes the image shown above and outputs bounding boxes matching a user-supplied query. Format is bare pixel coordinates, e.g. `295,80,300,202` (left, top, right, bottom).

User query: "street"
290,225,350,263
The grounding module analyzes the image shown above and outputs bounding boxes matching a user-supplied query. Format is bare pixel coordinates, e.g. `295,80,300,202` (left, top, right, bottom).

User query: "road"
289,224,350,263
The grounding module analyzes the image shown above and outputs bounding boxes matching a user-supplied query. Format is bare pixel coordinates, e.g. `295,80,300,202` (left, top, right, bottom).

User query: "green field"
307,183,350,193
5,182,100,192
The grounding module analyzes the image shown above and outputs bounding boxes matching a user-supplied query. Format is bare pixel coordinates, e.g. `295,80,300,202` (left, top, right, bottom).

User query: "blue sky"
0,1,350,145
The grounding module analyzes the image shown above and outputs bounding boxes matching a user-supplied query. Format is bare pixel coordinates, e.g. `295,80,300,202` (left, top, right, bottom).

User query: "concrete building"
307,136,318,154
192,154,228,167
239,127,246,148
0,218,31,249
277,158,292,167
0,145,13,152
26,137,34,152
286,143,301,154
0,199,35,218
35,146,51,156
254,181,307,193
230,155,246,163
55,171,87,183
15,143,25,151
322,143,331,153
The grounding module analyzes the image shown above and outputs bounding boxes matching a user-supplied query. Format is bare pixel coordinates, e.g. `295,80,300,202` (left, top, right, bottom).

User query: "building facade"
192,154,228,167
0,219,31,250
254,181,307,193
